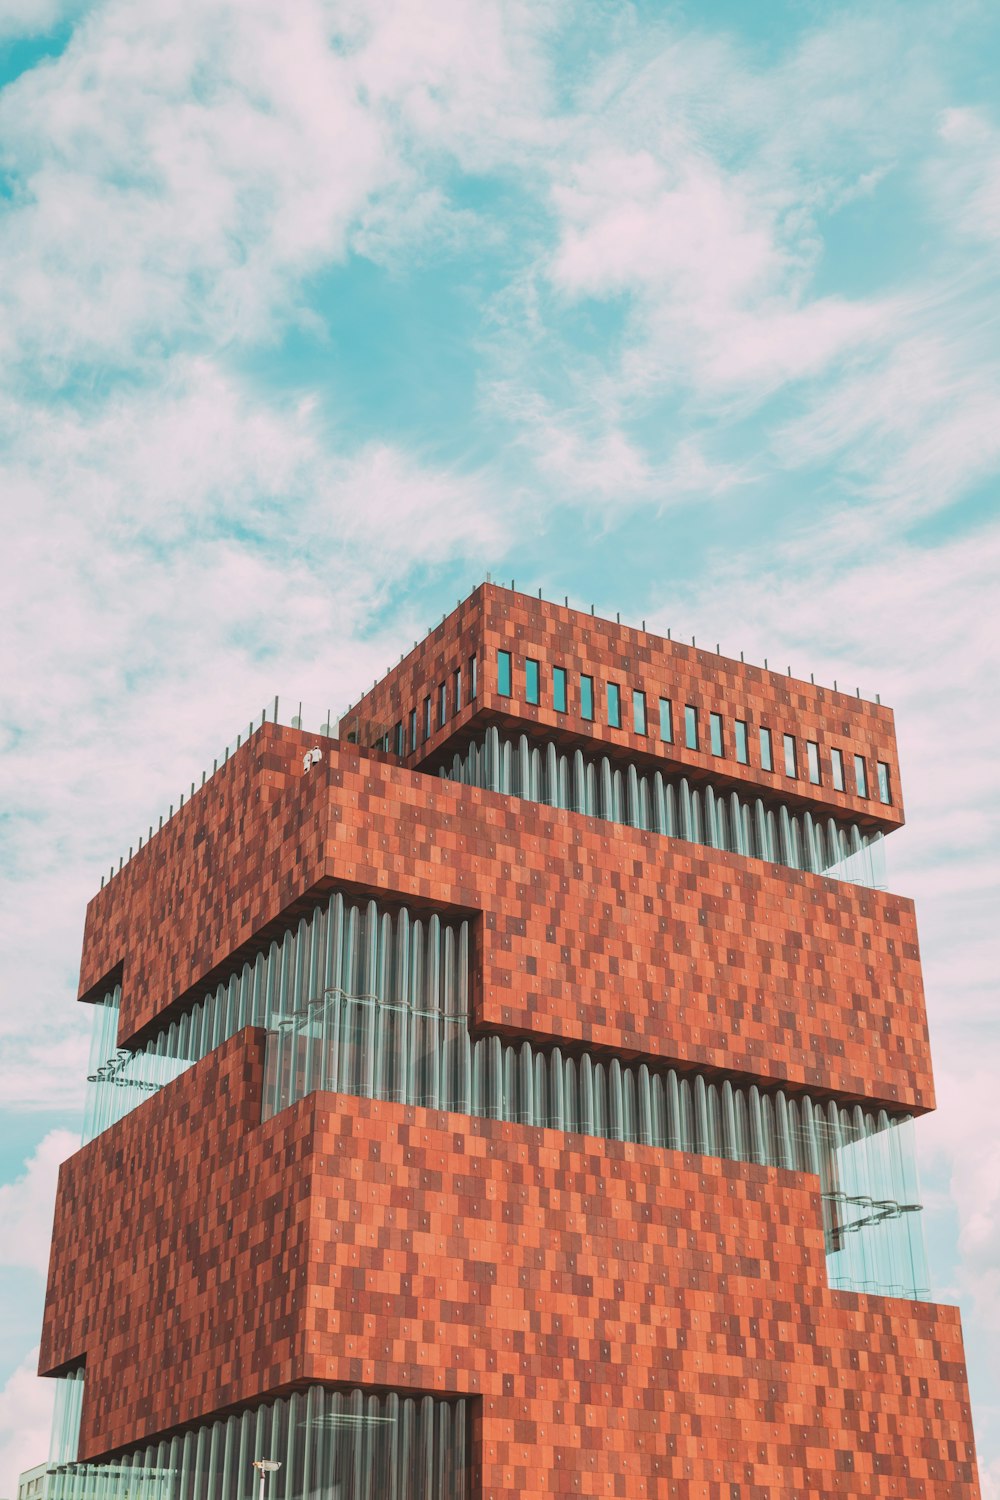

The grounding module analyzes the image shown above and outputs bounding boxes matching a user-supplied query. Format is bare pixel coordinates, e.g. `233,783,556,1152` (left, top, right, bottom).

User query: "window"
735,720,749,765
580,674,594,721
423,695,432,742
760,727,773,772
498,650,512,697
607,682,621,728
783,734,797,778
831,747,845,791
453,667,462,714
855,754,869,797
806,740,821,785
438,681,447,727
553,666,567,713
468,654,477,699
710,712,724,756
659,698,673,743
633,689,647,735
685,705,699,750
526,658,540,706
877,761,892,805
409,709,417,754
394,721,404,757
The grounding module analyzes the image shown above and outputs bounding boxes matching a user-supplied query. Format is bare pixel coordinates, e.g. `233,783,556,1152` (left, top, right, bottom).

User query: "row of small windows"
496,649,892,805
376,655,479,756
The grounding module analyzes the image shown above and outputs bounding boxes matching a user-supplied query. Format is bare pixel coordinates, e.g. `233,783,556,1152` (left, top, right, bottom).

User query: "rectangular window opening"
659,698,673,743
735,720,749,765
468,654,477,700
607,682,622,728
453,667,462,714
394,721,404,757
553,666,567,713
806,740,821,785
710,712,724,757
831,747,845,791
497,650,512,697
784,733,797,778
438,681,447,727
423,696,432,742
633,689,647,735
760,726,773,772
580,674,594,721
855,754,869,797
684,704,699,750
409,709,417,754
877,761,892,805
526,658,540,706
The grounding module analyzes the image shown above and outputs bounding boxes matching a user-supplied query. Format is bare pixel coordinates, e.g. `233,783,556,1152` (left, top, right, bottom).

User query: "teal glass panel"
607,683,621,728
553,666,567,713
658,698,673,743
468,654,477,699
423,696,431,741
632,690,646,735
735,720,748,764
783,733,797,778
409,709,417,753
497,650,512,697
807,740,821,784
394,722,404,757
525,659,540,705
580,674,594,720
438,682,447,726
855,754,869,797
684,705,698,750
759,727,773,771
877,761,892,804
831,747,845,790
453,667,462,713
710,712,723,756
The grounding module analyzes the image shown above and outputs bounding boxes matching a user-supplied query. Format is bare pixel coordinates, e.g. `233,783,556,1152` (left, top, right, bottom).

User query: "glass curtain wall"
46,1387,469,1500
437,725,887,890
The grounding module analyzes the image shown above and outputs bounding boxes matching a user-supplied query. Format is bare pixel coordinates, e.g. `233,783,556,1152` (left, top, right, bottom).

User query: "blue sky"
0,0,998,1490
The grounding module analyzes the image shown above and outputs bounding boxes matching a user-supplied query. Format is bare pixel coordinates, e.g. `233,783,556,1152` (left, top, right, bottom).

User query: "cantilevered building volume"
37,583,980,1497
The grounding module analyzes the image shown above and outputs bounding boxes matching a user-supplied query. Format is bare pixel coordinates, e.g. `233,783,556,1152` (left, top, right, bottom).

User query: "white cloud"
0,1134,77,1273
0,1350,54,1500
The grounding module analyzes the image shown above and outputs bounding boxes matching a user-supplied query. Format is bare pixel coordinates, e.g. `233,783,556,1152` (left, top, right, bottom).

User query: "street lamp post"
252,1457,281,1500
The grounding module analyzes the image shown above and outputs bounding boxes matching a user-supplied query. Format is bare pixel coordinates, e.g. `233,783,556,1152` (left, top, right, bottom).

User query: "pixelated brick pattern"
349,584,904,831
41,1034,978,1495
79,728,933,1113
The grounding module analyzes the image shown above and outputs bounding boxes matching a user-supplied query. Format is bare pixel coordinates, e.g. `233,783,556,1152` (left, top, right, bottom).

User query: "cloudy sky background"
0,0,998,1490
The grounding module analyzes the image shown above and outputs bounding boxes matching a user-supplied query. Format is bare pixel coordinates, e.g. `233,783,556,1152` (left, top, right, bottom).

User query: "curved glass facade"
436,725,887,890
45,1383,469,1500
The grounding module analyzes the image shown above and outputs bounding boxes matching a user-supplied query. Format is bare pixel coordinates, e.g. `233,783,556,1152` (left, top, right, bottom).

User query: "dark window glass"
394,721,404,757
685,705,699,750
760,727,773,771
409,709,417,753
633,690,647,735
580,675,594,721
498,650,512,697
784,734,797,778
807,740,821,784
877,761,891,805
607,682,621,728
468,654,477,699
526,658,540,706
453,667,462,713
831,748,845,791
423,696,431,742
553,666,567,713
735,720,749,764
855,754,869,797
659,698,673,743
438,682,447,726
710,712,724,756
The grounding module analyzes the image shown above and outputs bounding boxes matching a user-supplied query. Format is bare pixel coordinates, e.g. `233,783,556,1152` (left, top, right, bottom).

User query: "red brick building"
39,584,981,1497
